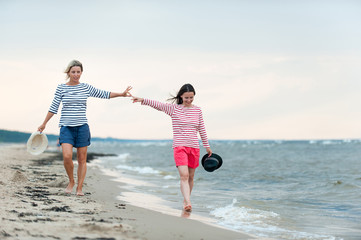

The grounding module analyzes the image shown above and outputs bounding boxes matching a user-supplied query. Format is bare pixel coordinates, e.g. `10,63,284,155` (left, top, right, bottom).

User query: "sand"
0,144,255,240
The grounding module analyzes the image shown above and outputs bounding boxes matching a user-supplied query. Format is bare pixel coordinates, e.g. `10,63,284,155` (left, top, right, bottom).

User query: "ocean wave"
209,199,279,227
308,139,361,145
163,175,176,180
116,164,161,175
116,153,131,159
93,153,130,163
209,199,337,240
308,140,342,145
124,141,172,147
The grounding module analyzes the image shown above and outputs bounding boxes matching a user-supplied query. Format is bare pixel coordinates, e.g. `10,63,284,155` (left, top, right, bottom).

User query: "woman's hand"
38,124,46,133
110,86,133,98
38,112,54,133
122,86,133,97
206,147,212,157
132,97,144,103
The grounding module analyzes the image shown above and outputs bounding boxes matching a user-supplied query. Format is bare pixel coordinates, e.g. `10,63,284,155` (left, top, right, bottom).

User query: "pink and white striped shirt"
142,98,210,149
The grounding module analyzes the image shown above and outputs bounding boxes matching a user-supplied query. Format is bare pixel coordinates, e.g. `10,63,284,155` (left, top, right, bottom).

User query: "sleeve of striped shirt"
142,98,174,116
197,108,210,148
88,84,111,99
49,85,62,114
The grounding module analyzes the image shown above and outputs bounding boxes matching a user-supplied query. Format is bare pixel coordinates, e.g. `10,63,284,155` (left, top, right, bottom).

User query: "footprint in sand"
11,170,28,183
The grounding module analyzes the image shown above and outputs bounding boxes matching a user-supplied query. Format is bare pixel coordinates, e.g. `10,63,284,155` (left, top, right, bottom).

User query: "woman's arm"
38,112,55,132
110,86,133,98
39,85,61,132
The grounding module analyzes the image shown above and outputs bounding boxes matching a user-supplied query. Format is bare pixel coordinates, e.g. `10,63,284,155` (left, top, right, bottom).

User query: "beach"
0,144,254,240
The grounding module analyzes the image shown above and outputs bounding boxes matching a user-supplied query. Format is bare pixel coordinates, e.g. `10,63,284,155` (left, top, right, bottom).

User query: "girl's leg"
188,167,196,196
62,143,75,194
76,146,88,196
178,165,192,211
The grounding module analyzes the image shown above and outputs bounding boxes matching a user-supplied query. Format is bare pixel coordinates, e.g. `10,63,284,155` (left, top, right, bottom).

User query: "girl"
38,60,132,196
132,83,212,212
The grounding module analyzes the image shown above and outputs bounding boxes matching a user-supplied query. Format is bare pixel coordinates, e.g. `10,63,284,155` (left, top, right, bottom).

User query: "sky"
1,0,361,140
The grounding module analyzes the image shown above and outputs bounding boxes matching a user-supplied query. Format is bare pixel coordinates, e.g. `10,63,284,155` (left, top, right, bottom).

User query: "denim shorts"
59,124,91,148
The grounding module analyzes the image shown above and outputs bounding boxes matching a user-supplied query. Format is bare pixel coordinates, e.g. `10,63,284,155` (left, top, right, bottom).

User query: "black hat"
201,153,223,172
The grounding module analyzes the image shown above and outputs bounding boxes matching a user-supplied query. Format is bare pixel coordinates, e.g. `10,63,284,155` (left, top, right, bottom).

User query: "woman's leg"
178,165,192,211
76,146,88,196
62,143,75,194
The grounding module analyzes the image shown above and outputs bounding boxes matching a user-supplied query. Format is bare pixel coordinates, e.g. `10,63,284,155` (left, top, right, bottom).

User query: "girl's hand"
132,97,144,103
206,147,212,157
122,86,133,97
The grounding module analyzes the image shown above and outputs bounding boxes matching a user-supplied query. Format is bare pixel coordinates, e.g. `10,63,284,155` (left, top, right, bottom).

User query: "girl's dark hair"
168,83,196,104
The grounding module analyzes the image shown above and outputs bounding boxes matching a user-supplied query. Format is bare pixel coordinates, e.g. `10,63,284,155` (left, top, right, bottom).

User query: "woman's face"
181,91,194,107
68,66,82,83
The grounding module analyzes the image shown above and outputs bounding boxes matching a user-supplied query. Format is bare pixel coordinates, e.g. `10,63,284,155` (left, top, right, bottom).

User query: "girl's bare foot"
183,200,192,212
184,205,192,212
65,182,75,194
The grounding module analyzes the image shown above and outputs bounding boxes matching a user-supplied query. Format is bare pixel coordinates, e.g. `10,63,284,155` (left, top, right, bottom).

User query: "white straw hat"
27,132,48,155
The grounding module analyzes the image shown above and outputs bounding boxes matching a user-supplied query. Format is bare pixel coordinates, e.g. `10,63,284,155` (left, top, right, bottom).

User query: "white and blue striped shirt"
49,83,111,127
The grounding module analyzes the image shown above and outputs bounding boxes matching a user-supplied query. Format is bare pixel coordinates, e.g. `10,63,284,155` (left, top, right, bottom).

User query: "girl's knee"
180,173,189,181
188,175,194,182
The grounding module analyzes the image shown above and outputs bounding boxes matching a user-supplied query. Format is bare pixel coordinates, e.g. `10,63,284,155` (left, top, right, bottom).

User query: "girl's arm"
132,97,174,116
206,147,212,157
132,96,144,103
110,86,133,98
198,109,212,156
38,112,55,133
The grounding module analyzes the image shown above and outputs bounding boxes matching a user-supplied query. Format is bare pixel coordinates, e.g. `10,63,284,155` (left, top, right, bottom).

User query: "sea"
84,139,361,240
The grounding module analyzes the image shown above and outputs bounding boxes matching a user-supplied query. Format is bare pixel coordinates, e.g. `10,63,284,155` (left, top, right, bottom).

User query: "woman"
132,83,212,212
38,60,132,196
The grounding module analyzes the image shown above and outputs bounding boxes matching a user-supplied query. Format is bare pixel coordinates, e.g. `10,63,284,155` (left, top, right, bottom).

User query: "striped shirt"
49,83,110,127
142,98,210,149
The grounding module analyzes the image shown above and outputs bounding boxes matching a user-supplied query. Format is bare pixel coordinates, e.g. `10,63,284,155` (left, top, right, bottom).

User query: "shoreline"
0,144,255,240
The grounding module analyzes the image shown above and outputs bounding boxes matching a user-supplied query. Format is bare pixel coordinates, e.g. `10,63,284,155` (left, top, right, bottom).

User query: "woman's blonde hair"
64,60,83,79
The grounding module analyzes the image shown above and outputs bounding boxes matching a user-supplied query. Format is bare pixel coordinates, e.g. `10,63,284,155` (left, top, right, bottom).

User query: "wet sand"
0,144,255,240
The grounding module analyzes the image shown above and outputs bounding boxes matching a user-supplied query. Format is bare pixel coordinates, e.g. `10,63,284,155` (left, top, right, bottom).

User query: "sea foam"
209,199,337,240
116,164,161,175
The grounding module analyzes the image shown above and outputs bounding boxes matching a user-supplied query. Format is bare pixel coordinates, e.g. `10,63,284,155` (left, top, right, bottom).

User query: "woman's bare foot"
65,182,75,194
76,187,84,196
76,191,84,196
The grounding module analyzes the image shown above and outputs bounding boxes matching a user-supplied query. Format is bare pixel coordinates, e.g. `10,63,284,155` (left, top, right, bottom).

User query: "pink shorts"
173,146,200,169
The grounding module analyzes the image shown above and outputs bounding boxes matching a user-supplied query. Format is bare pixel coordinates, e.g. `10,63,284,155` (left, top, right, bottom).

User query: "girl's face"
181,91,194,107
68,66,82,84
